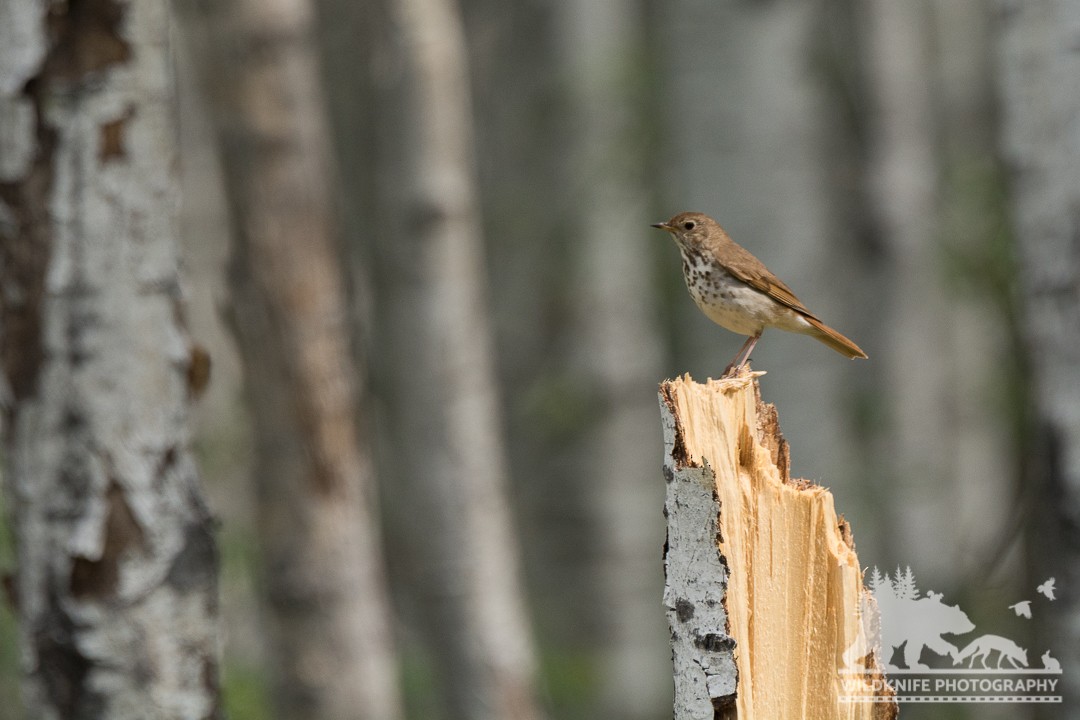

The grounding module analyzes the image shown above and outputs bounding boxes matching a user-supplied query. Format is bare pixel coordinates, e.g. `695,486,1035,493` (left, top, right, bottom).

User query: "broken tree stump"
660,372,896,720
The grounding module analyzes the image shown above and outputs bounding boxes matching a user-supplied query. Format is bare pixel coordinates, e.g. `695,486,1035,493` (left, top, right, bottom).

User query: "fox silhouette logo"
953,634,1028,669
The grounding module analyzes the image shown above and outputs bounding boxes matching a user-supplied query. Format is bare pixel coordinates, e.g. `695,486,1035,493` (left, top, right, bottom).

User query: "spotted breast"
680,248,812,337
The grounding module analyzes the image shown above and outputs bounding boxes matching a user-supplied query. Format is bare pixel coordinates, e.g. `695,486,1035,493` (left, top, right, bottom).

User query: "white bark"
999,0,1080,708
172,0,404,718
660,398,737,718
0,2,221,718
375,0,543,718
557,2,669,716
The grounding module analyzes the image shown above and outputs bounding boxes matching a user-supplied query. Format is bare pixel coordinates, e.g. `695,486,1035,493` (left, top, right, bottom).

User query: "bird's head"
651,211,722,251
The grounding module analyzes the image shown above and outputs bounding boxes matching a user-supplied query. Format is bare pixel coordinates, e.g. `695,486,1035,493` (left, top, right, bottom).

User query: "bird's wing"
721,242,821,320
1009,601,1031,617
1037,579,1055,599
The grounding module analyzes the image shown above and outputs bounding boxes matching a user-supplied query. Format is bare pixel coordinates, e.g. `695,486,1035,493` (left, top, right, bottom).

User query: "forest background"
0,0,1077,719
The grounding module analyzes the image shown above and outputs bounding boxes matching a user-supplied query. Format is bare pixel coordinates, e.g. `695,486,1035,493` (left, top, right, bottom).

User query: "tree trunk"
557,1,669,716
859,0,959,574
927,0,1018,587
371,0,544,717
0,2,222,718
998,1,1080,712
171,1,404,719
660,373,896,719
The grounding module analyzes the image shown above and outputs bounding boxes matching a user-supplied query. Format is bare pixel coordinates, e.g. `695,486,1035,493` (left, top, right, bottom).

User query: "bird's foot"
721,361,751,379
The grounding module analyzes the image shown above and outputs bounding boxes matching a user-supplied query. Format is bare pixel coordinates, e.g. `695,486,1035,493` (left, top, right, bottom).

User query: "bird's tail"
804,316,868,359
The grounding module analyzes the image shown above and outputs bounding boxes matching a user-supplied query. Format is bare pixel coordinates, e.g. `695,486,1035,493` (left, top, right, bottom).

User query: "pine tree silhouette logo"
840,567,1064,705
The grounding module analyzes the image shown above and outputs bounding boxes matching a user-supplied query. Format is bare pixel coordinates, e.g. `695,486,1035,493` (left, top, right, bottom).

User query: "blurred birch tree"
999,0,1080,713
172,0,404,718
361,0,547,717
557,1,669,717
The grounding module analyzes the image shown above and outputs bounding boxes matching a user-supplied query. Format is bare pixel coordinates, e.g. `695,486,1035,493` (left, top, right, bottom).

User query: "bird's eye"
683,221,696,231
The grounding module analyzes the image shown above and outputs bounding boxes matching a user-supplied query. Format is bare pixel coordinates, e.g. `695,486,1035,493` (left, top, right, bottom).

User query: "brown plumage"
652,211,867,374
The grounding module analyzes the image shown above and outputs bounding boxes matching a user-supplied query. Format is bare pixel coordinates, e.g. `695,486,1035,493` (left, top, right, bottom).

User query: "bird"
652,212,867,375
1037,578,1056,601
1009,601,1032,619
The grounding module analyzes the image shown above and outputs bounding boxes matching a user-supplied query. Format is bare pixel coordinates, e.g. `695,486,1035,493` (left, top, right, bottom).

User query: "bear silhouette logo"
851,567,975,671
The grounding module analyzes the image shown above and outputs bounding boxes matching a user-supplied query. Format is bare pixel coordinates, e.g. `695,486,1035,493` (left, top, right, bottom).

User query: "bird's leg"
722,332,761,377
722,336,754,377
736,332,762,370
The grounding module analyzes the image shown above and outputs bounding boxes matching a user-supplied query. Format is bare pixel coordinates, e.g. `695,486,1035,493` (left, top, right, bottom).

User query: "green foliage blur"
0,495,22,720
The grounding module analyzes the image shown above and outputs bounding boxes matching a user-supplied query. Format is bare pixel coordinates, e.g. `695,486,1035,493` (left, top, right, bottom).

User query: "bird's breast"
681,251,809,336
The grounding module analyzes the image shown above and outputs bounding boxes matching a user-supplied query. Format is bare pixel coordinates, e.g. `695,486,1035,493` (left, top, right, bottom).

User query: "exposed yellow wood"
663,372,896,719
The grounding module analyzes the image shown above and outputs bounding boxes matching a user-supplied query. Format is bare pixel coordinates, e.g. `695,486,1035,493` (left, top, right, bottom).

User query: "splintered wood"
660,373,896,720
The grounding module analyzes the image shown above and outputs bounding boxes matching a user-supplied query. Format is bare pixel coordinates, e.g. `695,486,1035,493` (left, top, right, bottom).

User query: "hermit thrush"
653,212,867,376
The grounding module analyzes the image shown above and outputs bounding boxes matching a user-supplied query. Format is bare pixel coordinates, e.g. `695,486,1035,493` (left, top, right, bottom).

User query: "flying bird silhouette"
1037,578,1056,601
1009,601,1032,619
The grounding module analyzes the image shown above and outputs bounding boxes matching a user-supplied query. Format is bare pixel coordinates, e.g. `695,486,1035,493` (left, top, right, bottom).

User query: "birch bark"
0,2,221,718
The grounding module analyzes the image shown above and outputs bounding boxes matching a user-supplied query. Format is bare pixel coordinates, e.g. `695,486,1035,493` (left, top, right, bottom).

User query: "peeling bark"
660,395,738,719
0,1,222,718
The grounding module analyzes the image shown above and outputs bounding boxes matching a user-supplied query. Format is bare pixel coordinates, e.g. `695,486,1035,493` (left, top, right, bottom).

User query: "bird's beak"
651,222,673,233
